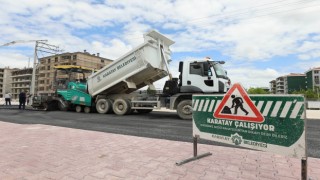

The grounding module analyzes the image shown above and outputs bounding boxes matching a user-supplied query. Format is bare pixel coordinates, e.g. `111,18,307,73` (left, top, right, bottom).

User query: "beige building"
36,51,112,95
0,67,15,98
269,80,276,94
11,68,33,99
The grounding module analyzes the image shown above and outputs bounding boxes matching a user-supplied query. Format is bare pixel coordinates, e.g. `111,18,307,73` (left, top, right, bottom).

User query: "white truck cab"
179,59,230,93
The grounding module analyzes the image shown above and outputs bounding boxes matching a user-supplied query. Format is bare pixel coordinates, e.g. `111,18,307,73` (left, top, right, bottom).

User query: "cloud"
91,39,132,60
1,0,320,89
228,67,282,88
0,51,31,69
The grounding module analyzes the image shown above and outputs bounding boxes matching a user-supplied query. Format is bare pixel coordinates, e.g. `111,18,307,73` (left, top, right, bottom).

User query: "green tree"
292,89,319,99
247,88,269,94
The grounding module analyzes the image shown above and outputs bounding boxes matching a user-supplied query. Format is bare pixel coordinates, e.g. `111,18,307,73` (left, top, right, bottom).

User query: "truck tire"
84,106,91,113
96,99,112,114
177,100,192,120
113,99,131,115
75,105,82,113
43,103,50,111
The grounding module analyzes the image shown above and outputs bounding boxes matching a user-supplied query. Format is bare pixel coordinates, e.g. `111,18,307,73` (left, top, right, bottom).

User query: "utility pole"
30,41,60,104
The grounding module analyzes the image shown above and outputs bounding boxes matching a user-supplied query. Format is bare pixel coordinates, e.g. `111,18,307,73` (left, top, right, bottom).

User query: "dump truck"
33,30,230,119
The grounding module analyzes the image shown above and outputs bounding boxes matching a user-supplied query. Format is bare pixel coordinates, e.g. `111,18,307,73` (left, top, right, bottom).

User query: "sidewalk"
0,122,319,180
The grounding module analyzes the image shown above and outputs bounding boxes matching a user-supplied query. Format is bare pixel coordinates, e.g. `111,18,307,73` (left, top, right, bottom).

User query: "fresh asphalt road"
0,108,319,158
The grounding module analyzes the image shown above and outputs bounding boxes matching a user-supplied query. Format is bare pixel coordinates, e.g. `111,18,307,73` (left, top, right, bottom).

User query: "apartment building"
305,67,320,91
11,68,33,99
0,67,14,98
274,73,306,94
269,80,276,94
36,51,112,95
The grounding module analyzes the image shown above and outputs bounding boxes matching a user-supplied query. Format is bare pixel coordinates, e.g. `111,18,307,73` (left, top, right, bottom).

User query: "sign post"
178,83,307,178
176,135,212,166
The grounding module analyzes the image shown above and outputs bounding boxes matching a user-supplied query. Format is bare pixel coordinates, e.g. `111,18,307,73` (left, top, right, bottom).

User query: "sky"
0,0,320,89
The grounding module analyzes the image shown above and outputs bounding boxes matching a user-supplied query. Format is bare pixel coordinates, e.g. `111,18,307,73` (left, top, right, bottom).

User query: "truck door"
181,62,219,93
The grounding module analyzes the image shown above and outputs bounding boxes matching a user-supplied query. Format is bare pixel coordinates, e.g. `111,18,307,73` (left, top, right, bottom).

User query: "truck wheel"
96,99,112,114
177,100,192,120
113,99,131,115
84,107,91,113
75,105,82,113
43,103,49,111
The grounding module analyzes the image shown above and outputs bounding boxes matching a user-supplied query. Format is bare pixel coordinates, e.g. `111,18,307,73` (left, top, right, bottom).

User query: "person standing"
19,91,26,110
4,92,12,106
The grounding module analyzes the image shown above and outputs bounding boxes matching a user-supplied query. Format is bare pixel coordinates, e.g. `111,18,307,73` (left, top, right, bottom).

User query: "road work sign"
193,83,306,158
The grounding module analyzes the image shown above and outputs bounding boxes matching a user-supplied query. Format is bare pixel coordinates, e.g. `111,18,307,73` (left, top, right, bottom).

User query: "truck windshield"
211,62,228,79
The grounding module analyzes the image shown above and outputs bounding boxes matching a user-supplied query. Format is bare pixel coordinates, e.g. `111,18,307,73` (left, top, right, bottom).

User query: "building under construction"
11,68,33,99
36,51,113,95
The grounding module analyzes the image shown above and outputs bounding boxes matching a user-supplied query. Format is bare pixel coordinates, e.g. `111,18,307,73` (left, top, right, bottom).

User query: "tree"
247,88,269,94
292,89,319,99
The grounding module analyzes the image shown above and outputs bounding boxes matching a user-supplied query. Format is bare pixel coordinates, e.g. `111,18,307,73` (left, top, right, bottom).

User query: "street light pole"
30,41,38,98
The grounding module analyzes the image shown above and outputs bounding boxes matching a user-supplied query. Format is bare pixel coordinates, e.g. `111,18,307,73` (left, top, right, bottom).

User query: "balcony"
11,74,32,78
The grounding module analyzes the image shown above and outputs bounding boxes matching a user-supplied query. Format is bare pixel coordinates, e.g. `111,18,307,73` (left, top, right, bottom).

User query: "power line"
123,0,319,40
191,2,320,29
124,2,320,41
187,0,317,26
122,0,315,37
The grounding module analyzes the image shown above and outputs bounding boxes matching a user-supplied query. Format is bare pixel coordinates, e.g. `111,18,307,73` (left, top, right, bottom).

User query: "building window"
73,55,77,60
73,62,77,65
315,70,319,74
48,59,51,63
47,66,50,70
101,59,104,63
61,55,71,60
55,57,58,62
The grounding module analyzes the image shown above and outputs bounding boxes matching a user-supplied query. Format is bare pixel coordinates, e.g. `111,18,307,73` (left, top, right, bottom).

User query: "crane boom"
0,40,47,47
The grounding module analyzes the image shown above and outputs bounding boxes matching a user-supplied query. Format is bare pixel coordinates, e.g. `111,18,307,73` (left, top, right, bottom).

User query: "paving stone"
0,121,319,180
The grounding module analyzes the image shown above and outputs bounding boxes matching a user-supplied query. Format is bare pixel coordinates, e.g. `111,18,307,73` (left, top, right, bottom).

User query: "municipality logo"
97,76,101,82
231,133,243,145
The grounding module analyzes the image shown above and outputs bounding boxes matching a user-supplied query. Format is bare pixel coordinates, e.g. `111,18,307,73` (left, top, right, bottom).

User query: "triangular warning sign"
214,83,264,123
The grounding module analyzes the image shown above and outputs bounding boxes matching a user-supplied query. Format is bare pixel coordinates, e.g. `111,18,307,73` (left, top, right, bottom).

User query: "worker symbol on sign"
214,83,265,123
231,95,248,115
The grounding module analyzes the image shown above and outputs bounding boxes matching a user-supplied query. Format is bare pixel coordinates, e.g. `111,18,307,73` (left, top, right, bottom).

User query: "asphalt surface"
0,108,319,158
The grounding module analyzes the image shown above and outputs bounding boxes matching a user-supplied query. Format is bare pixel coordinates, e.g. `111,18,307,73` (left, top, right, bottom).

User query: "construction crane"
0,40,47,47
1,39,60,104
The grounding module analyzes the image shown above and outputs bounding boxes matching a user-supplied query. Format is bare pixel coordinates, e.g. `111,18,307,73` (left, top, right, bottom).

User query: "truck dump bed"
87,30,175,97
